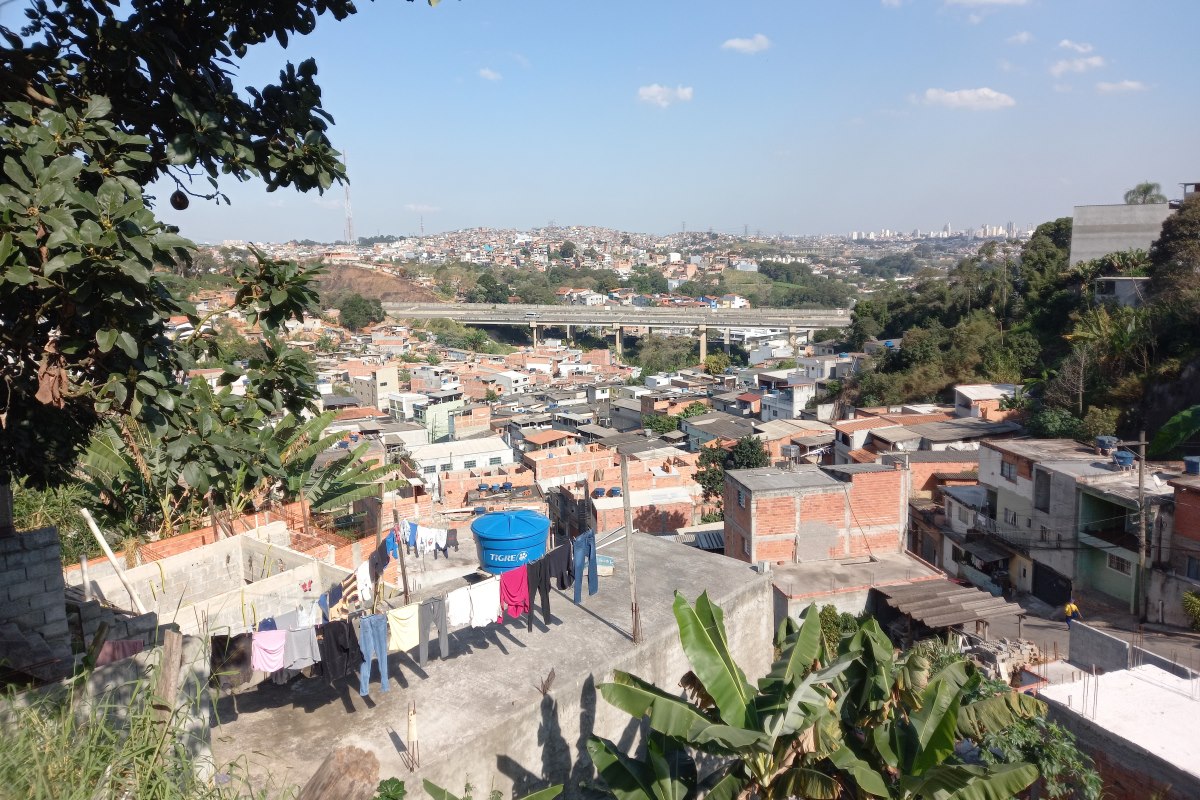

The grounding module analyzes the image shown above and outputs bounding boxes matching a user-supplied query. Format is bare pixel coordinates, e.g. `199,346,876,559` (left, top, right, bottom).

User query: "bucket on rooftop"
470,509,549,575
1185,456,1200,476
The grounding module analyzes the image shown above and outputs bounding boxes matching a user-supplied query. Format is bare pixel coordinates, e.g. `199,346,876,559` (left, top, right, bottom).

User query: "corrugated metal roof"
875,579,1023,628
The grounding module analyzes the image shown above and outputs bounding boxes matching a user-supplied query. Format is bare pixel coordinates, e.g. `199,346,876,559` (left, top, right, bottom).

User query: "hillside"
316,264,443,303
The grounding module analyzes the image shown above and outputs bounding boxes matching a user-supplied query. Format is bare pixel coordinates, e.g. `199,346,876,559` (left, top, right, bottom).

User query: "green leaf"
828,745,889,797
898,762,1038,800
83,95,112,119
181,462,208,493
587,737,664,800
115,331,138,358
773,767,840,800
673,591,756,729
96,328,118,353
516,786,563,800
957,692,1046,741
695,770,746,800
907,673,963,775
0,233,13,264
598,672,767,754
761,603,826,692
1150,405,1200,456
420,780,462,800
44,155,83,183
4,263,34,285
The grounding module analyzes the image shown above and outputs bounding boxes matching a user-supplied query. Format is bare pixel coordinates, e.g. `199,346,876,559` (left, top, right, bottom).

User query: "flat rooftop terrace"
211,534,770,797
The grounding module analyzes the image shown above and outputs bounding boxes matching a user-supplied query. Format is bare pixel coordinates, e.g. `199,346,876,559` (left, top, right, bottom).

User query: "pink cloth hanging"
497,564,530,623
251,629,287,672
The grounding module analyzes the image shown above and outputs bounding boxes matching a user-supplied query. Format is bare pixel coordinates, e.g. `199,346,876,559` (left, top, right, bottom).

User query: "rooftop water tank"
470,509,550,575
1096,435,1118,454
1185,456,1200,476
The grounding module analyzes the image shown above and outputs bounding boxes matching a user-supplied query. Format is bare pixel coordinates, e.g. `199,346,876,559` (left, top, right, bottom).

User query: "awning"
875,580,1023,629
960,538,1011,565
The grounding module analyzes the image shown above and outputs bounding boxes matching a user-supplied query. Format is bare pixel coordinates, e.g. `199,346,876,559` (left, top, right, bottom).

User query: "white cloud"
1050,55,1104,77
1096,80,1147,94
478,67,502,81
721,34,771,54
921,87,1016,110
945,0,1028,5
1006,31,1032,45
404,203,440,213
637,84,694,108
1058,39,1093,53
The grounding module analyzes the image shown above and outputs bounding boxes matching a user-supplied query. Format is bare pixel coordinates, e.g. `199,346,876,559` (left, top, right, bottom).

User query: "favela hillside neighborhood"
3,1,1200,799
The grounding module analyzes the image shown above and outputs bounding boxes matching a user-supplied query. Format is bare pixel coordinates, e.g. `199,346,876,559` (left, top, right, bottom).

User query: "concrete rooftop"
1039,664,1200,779
210,534,770,796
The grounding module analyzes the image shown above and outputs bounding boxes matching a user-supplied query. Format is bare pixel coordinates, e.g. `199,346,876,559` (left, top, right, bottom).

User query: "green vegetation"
0,673,266,799
412,318,515,355
695,435,770,503
641,402,709,436
845,202,1200,440
1124,181,1167,205
630,335,698,374
1183,590,1200,631
589,595,1044,799
336,293,385,332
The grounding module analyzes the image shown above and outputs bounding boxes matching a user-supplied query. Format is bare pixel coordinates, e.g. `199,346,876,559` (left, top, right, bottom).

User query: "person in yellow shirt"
1064,599,1082,629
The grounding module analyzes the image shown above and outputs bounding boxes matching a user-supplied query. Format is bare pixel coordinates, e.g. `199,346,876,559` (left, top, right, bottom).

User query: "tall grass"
0,672,290,800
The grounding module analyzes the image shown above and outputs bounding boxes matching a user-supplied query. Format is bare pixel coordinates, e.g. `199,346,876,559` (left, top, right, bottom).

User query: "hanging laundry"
297,600,322,629
210,633,254,688
356,560,373,605
497,564,530,623
386,528,401,560
526,557,552,631
369,543,388,585
95,639,144,667
572,528,599,605
418,596,449,665
546,543,574,590
406,521,418,554
317,619,362,681
386,604,421,652
446,585,472,627
416,525,437,554
257,617,278,632
433,528,450,559
283,626,322,670
468,577,502,627
357,613,390,697
251,629,287,673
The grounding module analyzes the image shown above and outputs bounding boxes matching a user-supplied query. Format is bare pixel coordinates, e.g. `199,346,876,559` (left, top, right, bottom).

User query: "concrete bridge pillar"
531,322,538,349
698,326,708,362
788,326,800,357
566,324,573,341
614,325,623,357
724,327,731,355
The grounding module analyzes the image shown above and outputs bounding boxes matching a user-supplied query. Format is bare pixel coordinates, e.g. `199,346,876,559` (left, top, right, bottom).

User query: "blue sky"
142,0,1197,242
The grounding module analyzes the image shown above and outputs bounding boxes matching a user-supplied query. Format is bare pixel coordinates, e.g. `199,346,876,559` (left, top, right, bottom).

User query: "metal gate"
1032,561,1072,606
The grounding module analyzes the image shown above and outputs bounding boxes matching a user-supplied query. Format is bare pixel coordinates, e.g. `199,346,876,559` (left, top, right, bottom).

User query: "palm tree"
1124,181,1167,205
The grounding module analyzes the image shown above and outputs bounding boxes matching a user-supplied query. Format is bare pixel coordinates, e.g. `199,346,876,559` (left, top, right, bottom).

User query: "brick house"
723,464,909,565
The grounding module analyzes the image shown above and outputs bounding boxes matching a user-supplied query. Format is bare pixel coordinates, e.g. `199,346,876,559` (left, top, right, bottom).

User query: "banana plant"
590,595,1040,800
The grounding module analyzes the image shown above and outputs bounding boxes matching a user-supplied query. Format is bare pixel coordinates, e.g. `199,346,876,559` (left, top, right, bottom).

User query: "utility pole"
620,455,641,644
1117,432,1149,619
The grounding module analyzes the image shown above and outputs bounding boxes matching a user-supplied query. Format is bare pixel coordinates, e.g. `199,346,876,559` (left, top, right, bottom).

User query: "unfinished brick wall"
0,527,72,678
907,461,977,497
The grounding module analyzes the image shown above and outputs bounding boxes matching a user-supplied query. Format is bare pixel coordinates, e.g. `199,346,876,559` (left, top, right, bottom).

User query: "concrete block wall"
66,596,177,652
0,527,72,677
1067,622,1198,679
241,534,322,582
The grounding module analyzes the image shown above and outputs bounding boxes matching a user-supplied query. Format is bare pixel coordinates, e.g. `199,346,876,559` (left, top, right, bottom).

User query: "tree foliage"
1124,181,1167,205
589,597,1041,800
336,293,385,332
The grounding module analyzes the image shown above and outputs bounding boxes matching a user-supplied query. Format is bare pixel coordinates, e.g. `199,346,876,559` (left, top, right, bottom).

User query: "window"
440,463,452,473
1040,525,1050,542
737,489,746,509
463,460,477,469
1000,460,1017,481
423,465,436,475
1187,556,1200,581
1107,553,1132,576
957,504,969,523
1004,509,1018,525
742,537,750,556
489,456,503,466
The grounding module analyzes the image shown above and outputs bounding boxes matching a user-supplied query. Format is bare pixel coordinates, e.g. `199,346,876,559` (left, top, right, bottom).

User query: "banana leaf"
673,591,756,729
897,762,1038,800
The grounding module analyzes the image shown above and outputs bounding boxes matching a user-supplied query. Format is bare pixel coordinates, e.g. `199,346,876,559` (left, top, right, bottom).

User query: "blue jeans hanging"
573,528,598,604
357,613,389,696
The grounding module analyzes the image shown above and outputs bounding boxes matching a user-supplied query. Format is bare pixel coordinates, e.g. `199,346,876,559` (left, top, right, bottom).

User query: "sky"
117,1,1199,242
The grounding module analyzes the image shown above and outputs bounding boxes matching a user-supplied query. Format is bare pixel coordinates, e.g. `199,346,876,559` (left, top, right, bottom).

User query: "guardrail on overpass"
381,302,851,330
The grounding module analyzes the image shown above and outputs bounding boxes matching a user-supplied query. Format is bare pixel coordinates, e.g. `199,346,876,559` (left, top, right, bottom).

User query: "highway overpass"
383,302,850,358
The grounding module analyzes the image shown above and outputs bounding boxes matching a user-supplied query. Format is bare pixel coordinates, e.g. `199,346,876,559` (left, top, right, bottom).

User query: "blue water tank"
471,509,550,575
1185,456,1200,476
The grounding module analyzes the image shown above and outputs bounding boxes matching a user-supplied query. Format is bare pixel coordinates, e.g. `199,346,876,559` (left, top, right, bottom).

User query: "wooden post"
620,455,641,644
153,629,184,724
297,746,380,800
80,554,93,602
392,508,410,604
80,508,148,614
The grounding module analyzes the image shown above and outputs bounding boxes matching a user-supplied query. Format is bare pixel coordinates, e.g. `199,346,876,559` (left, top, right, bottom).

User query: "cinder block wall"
0,527,72,676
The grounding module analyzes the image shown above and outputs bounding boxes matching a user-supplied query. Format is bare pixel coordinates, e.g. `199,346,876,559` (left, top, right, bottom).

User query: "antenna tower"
343,150,355,245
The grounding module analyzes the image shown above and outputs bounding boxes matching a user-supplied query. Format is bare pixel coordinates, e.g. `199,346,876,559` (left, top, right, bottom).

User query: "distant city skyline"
77,0,1198,243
